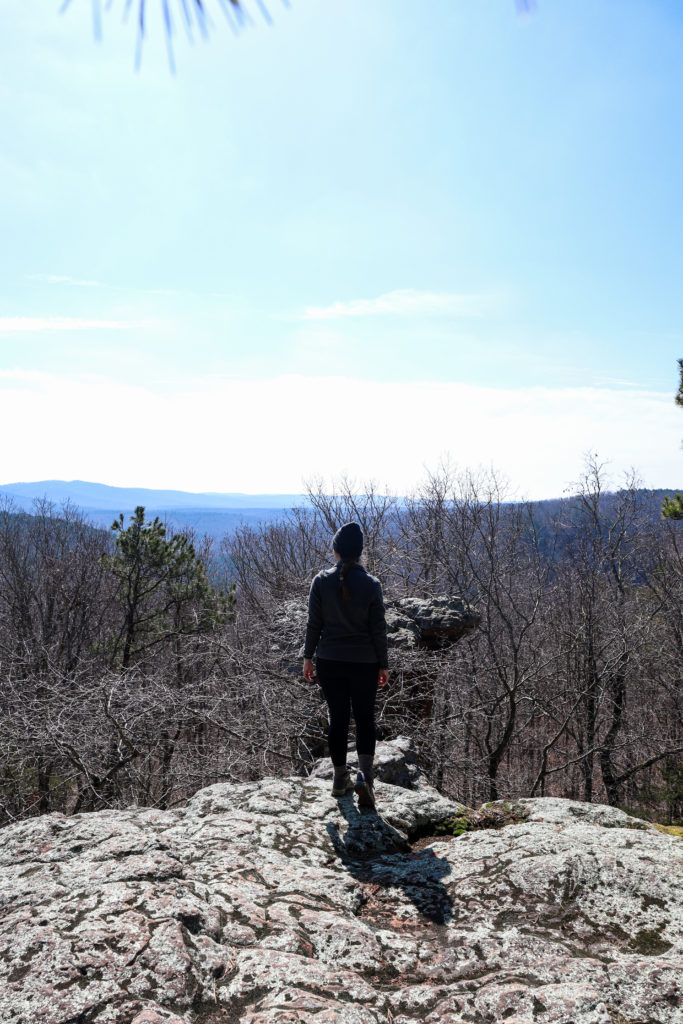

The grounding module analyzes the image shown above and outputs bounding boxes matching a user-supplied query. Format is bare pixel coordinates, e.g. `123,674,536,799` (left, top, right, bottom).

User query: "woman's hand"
303,658,316,683
378,669,389,687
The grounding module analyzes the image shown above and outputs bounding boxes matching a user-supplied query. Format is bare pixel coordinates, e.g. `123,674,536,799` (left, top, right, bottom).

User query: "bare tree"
1,462,681,826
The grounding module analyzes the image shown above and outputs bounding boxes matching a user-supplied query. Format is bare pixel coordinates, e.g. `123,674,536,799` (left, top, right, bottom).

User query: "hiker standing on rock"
303,522,389,809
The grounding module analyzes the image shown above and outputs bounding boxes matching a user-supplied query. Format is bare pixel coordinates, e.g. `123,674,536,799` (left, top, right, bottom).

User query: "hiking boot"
355,770,376,809
331,767,354,797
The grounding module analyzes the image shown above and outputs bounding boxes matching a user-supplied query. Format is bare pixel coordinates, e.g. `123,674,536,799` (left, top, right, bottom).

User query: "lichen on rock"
0,737,681,1024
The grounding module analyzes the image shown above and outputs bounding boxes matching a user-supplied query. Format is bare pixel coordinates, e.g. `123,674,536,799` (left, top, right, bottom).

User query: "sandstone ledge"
0,739,681,1024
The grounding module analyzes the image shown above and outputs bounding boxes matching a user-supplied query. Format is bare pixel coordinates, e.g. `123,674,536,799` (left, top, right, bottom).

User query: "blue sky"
0,0,681,497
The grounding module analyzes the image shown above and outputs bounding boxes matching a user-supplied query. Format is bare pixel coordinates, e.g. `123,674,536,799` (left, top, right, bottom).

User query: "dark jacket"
303,562,389,669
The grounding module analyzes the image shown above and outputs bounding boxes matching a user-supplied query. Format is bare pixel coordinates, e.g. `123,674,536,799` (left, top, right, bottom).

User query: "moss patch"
433,813,474,838
652,823,683,838
419,802,530,844
628,928,673,956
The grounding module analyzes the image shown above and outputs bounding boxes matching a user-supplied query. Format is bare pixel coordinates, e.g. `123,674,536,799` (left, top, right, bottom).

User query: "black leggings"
316,657,379,767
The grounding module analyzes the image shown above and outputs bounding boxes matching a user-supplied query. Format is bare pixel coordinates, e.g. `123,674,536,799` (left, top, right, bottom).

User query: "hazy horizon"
1,474,680,510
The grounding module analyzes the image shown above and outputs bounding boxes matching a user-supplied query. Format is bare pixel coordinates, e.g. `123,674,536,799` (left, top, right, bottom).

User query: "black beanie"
332,521,363,560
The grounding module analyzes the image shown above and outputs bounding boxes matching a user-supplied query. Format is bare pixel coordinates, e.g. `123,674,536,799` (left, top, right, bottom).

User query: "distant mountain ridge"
0,480,308,511
1,480,680,542
0,480,311,539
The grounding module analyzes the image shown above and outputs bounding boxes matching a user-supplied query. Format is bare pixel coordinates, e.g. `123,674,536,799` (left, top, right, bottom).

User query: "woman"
303,521,389,808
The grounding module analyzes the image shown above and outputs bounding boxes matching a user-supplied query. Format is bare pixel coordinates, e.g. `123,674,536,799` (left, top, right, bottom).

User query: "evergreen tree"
103,506,234,667
662,358,683,521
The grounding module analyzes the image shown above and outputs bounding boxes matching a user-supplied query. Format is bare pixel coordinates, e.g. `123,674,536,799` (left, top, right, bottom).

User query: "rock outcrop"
1,738,681,1024
384,597,479,650
277,594,480,660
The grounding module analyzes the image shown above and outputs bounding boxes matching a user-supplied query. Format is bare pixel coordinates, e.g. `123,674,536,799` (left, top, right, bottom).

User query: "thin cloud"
283,289,497,322
0,317,130,332
27,274,100,288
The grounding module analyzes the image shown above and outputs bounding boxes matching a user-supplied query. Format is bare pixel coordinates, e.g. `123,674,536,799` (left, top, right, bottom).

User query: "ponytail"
337,557,357,601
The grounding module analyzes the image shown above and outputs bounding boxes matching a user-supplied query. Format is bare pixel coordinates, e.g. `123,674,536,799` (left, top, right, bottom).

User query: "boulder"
0,739,681,1024
386,595,480,649
309,735,431,791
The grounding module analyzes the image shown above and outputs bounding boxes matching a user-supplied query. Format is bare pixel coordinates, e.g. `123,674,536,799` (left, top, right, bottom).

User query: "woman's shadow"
325,794,454,926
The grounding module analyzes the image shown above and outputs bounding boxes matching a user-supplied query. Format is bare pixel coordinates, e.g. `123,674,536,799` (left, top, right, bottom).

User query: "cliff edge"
1,738,681,1024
